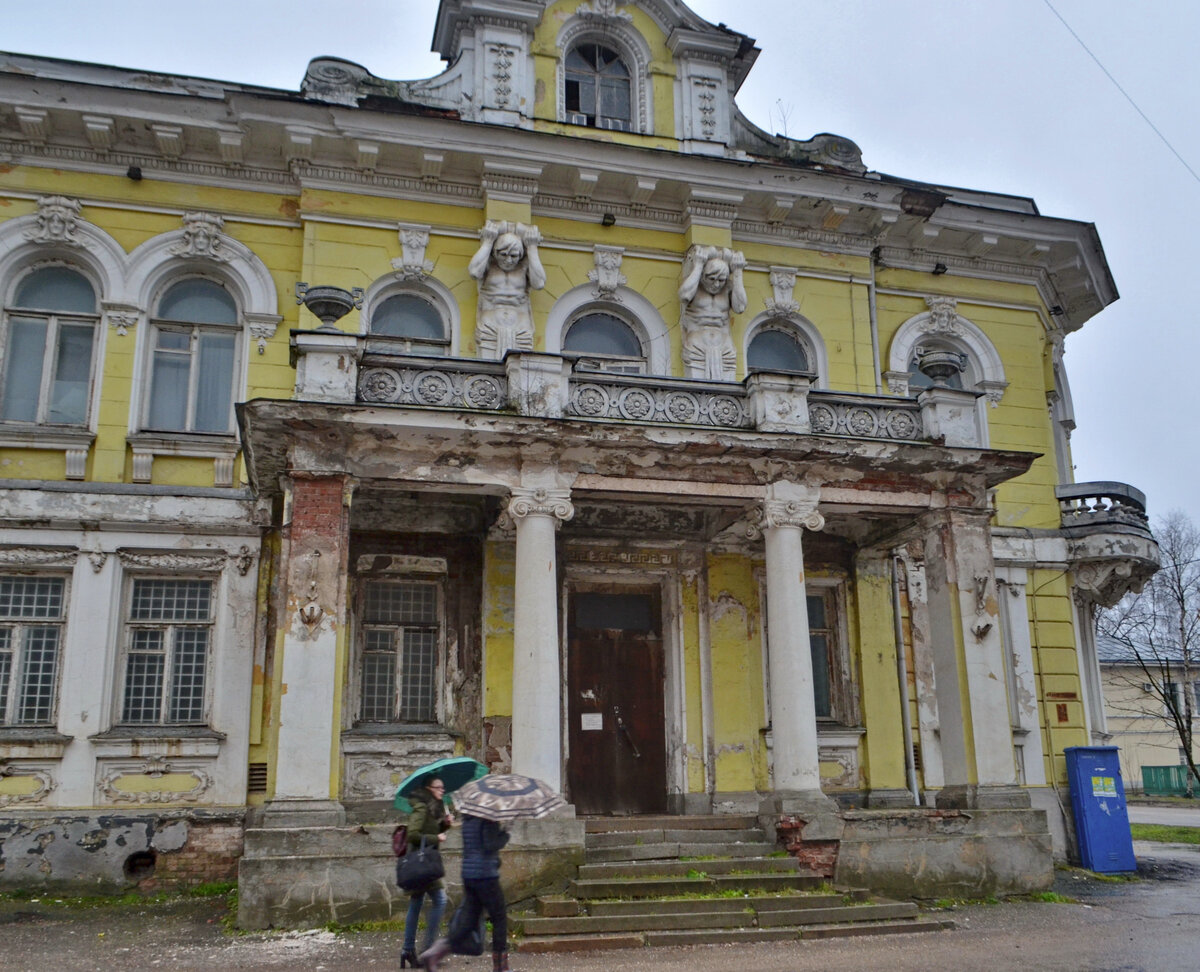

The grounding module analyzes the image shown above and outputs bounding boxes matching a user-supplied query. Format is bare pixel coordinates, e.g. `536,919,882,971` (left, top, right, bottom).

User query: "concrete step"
757,901,919,927
517,933,644,954
587,894,845,917
520,908,751,936
585,840,774,863
799,917,956,939
579,856,800,880
583,815,759,833
535,895,580,917
584,827,765,849
570,871,822,900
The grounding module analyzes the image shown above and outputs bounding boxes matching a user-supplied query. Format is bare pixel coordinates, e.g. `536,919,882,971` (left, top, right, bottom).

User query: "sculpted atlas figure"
678,243,746,381
469,220,546,359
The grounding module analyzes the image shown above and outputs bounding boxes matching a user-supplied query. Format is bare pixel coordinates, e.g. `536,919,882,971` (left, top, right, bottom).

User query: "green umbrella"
393,756,489,813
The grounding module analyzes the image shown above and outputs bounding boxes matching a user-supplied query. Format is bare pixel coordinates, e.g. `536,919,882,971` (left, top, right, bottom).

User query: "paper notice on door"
581,713,603,731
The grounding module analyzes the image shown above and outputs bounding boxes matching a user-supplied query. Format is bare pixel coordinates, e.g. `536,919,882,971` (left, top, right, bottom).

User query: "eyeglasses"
428,783,445,791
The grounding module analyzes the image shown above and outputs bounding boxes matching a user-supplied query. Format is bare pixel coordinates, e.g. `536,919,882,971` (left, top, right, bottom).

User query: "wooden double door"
566,585,667,815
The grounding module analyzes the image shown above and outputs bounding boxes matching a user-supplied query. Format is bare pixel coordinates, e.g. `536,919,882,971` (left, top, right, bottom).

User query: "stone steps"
514,815,952,953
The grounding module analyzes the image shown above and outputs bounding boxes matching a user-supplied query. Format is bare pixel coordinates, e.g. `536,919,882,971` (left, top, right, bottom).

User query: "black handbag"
394,835,444,892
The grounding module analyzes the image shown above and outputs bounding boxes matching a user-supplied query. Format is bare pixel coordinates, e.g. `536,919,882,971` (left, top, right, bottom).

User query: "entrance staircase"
514,815,952,953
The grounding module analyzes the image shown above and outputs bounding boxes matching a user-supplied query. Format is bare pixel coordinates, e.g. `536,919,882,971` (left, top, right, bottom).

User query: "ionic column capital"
751,482,824,537
508,486,574,523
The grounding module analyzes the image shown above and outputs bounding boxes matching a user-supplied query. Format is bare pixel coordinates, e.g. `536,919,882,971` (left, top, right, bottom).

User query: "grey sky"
5,1,1197,524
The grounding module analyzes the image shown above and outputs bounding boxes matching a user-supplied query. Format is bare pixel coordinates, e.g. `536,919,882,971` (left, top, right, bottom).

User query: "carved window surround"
126,432,240,488
95,754,215,804
0,426,94,480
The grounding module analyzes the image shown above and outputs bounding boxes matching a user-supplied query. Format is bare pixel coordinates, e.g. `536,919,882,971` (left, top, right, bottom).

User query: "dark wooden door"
567,586,667,815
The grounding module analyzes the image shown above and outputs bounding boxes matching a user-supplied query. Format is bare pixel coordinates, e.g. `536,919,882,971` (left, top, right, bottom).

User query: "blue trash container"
1064,746,1137,873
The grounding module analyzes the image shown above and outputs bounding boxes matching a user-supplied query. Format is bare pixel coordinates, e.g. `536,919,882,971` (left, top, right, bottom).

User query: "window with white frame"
565,43,632,131
357,578,441,723
563,310,646,374
747,322,813,375
144,279,239,434
119,577,214,725
369,291,449,354
1,266,98,426
0,574,67,726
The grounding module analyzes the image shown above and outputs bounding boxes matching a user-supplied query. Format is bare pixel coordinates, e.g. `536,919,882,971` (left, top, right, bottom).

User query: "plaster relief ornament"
469,220,546,360
25,195,83,247
170,212,229,262
925,295,962,336
578,0,632,21
392,224,434,280
765,267,799,317
678,244,747,381
588,245,626,300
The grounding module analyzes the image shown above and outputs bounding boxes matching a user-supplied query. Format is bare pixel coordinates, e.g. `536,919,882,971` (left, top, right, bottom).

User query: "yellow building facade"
0,0,1159,914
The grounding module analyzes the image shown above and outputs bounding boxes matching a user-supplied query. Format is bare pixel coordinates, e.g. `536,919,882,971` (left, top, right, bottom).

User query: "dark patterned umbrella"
451,773,566,821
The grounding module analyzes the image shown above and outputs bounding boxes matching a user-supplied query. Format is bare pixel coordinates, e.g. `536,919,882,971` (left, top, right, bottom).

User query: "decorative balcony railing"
352,353,930,443
1056,481,1150,529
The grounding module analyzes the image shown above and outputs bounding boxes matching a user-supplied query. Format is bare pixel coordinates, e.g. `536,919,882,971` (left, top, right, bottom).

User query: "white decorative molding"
103,301,140,337
234,545,255,577
749,482,824,539
693,76,718,139
883,370,911,397
64,449,88,480
24,195,84,247
545,282,670,375
150,123,185,158
487,43,517,109
87,550,108,573
888,298,1008,408
925,295,963,335
117,549,227,572
0,762,56,807
217,130,244,165
588,245,626,300
764,266,799,316
356,141,379,170
391,223,434,280
246,313,281,355
354,554,448,575
577,0,632,21
170,212,230,262
97,757,214,805
0,546,77,568
131,450,153,483
14,106,50,141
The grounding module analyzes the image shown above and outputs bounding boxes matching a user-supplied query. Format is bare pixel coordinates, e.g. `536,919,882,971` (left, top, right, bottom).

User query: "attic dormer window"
565,44,631,131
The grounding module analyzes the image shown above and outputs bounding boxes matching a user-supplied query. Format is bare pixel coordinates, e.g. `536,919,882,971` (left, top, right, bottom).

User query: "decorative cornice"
508,487,574,523
0,546,77,568
117,549,228,572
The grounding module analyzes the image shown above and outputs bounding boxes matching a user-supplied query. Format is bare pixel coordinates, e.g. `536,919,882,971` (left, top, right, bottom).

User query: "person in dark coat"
419,812,514,972
400,778,452,968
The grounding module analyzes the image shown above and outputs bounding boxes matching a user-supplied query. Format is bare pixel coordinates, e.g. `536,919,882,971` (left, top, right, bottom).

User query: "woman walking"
419,812,515,972
399,777,453,968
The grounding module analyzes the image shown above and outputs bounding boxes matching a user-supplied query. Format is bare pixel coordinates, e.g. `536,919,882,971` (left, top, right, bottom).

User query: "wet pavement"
2,841,1198,971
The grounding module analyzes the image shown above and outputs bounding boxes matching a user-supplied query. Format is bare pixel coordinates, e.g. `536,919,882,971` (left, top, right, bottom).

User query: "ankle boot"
400,948,418,968
419,938,450,972
493,951,514,972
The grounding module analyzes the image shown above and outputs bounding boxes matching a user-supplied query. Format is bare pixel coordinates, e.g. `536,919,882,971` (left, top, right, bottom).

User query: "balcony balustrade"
1056,481,1150,530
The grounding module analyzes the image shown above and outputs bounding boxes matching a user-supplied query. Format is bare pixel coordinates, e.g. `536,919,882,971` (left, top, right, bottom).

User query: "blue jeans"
403,886,447,952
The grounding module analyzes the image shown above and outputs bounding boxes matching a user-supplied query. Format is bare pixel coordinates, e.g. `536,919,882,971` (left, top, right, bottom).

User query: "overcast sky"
5,1,1197,525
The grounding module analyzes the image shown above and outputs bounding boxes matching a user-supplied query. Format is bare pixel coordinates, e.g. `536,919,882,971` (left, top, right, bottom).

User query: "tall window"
120,577,214,725
563,311,645,374
1,266,97,426
146,279,238,433
0,575,67,726
358,579,440,723
761,583,851,724
565,44,632,131
748,325,811,375
369,292,448,353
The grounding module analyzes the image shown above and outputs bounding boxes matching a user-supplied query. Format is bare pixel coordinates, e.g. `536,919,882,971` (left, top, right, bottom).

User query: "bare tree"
1099,511,1200,795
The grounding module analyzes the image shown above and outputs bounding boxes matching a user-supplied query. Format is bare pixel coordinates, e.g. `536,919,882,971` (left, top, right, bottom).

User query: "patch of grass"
929,895,1000,909
323,917,406,934
187,881,236,898
1018,891,1076,904
766,850,790,858
684,868,708,880
1130,823,1200,844
679,855,719,862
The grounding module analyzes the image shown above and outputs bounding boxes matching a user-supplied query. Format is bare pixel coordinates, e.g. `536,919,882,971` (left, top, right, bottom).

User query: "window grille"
0,575,66,725
121,577,213,725
358,579,440,723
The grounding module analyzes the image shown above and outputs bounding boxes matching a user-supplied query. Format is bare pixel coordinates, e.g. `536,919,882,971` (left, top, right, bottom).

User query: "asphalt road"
1128,804,1200,827
2,842,1198,972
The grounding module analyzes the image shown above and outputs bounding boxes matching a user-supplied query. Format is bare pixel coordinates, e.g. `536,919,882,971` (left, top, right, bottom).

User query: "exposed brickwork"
776,815,839,877
136,822,244,893
289,475,349,545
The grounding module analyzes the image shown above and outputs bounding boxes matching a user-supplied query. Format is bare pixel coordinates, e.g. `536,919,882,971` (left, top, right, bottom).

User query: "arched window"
368,291,449,353
563,311,645,373
2,266,99,426
748,325,812,375
565,44,632,131
145,278,239,434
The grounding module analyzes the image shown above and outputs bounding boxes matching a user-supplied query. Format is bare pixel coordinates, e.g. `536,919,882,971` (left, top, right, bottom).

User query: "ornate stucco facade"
0,0,1158,913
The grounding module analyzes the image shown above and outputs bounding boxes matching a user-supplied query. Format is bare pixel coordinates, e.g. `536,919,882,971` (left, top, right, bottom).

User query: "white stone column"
508,486,573,792
757,482,830,804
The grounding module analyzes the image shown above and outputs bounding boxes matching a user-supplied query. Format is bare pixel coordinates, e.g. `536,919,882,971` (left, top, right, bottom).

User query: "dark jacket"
406,789,451,891
460,813,509,880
